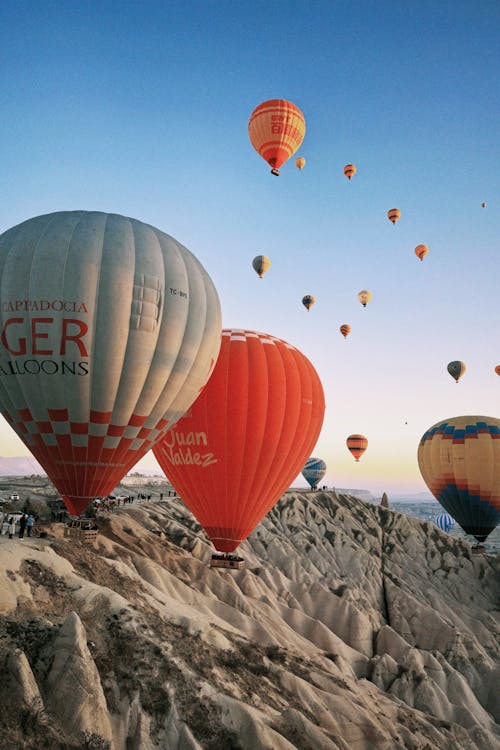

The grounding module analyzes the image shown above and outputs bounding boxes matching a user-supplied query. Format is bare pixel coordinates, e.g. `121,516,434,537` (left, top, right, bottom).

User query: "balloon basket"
64,519,99,543
210,553,245,570
471,544,485,554
270,168,280,176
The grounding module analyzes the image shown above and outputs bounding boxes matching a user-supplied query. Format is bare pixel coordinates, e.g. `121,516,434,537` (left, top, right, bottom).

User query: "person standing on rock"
18,514,27,539
8,516,16,539
26,514,35,537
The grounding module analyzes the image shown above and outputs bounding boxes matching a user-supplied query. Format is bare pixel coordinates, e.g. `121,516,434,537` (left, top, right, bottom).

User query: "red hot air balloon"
248,99,306,176
153,329,325,556
346,434,368,461
0,211,222,516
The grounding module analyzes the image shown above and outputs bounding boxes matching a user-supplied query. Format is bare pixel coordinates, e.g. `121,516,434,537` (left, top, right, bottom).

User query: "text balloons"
418,416,500,543
447,360,466,383
248,99,306,176
0,211,222,516
302,457,326,490
347,434,368,461
252,255,271,279
153,329,325,552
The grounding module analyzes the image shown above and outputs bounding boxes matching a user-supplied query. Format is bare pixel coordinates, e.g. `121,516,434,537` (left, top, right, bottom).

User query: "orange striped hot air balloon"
387,208,401,224
415,244,429,261
295,156,306,170
344,164,356,180
495,365,500,377
153,329,325,555
347,434,368,461
340,324,351,339
248,99,306,176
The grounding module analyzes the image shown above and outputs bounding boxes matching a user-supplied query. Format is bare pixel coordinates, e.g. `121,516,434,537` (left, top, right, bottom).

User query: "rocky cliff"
0,490,498,749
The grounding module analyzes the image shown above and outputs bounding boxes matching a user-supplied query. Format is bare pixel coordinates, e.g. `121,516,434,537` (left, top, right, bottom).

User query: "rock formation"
0,490,498,749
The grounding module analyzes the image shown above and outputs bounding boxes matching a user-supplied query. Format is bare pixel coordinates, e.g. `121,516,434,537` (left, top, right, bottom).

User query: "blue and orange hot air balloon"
0,211,222,516
418,416,500,544
302,295,315,311
153,329,325,555
447,360,466,383
248,99,306,176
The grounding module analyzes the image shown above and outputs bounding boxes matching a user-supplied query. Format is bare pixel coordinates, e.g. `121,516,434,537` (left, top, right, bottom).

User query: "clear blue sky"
1,0,499,495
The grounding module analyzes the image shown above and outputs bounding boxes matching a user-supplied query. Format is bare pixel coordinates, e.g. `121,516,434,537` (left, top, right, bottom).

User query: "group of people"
0,512,35,539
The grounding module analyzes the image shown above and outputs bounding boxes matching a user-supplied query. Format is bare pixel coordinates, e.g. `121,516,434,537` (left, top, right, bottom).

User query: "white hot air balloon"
0,211,222,515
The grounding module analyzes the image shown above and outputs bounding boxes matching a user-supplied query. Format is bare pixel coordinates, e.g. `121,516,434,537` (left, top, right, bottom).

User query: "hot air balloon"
495,365,500,377
302,295,315,311
357,290,372,308
415,244,429,261
295,157,306,170
344,164,356,180
387,208,401,225
435,512,454,533
0,211,222,517
447,360,466,383
248,99,306,176
418,416,500,544
153,329,325,560
340,324,351,339
302,457,327,490
481,202,487,208
252,255,271,279
347,434,368,461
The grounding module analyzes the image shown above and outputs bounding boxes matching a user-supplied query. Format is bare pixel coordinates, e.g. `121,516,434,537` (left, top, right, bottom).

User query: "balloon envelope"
302,457,326,489
344,164,356,180
252,255,271,279
494,365,500,377
0,211,222,516
418,416,500,543
295,157,306,170
357,290,372,307
387,208,401,224
415,244,429,261
435,512,454,533
248,99,306,175
302,295,315,311
340,324,351,339
447,360,466,383
347,434,368,461
153,328,325,552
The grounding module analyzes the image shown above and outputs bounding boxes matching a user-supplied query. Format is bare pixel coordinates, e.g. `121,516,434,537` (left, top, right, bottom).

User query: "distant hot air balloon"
387,208,401,225
357,290,372,308
495,365,500,377
481,202,487,208
447,360,466,383
302,457,327,490
248,99,306,176
340,324,351,339
252,255,271,279
153,329,325,555
415,244,429,261
347,434,368,461
418,416,500,543
295,156,306,170
344,164,356,180
302,295,315,311
435,512,454,533
0,211,222,517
